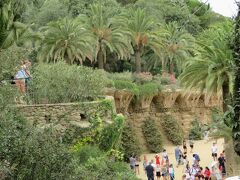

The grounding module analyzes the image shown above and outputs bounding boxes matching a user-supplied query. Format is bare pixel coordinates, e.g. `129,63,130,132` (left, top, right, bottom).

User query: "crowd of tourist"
129,140,226,180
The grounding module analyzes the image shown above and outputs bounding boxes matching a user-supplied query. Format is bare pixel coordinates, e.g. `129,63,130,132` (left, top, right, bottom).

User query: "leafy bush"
77,145,103,164
142,119,163,152
29,62,108,103
162,115,183,145
189,119,203,140
120,123,141,161
113,80,139,95
138,82,160,97
132,72,153,84
107,72,133,82
0,46,30,81
72,156,138,180
98,115,125,151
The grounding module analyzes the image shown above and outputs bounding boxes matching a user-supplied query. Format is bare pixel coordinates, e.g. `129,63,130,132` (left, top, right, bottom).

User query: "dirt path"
136,138,225,180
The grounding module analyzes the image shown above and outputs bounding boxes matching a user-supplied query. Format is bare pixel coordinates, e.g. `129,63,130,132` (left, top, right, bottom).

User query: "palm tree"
179,23,234,113
0,0,29,49
119,8,163,73
80,4,132,69
161,22,195,76
232,3,240,156
37,18,95,64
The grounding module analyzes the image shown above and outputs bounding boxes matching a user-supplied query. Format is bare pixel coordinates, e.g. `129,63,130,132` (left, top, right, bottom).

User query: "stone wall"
16,96,116,133
106,88,222,152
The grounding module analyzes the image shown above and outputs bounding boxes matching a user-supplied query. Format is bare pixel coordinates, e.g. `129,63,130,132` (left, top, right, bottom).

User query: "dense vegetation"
1,1,240,178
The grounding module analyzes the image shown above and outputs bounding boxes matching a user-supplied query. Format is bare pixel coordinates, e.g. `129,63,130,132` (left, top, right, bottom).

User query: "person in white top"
211,142,218,161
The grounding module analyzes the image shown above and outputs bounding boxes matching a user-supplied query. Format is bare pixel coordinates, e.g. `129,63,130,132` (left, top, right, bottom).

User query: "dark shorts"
130,165,135,169
212,153,217,157
135,164,139,167
156,172,161,177
183,145,187,149
190,145,194,148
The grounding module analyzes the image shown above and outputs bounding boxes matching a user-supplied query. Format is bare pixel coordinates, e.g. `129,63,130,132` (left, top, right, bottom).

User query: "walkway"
136,138,224,180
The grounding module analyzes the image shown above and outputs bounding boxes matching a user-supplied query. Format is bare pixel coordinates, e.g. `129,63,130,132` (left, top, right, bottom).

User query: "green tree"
179,22,234,112
0,0,29,49
81,4,132,69
160,22,195,76
232,3,240,156
37,18,95,64
119,8,163,73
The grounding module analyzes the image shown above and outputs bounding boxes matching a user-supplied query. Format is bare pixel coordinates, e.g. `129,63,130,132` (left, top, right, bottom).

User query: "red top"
204,169,211,177
155,155,160,165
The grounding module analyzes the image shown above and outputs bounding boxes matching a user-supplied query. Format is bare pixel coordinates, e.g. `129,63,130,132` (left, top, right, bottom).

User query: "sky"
200,0,238,17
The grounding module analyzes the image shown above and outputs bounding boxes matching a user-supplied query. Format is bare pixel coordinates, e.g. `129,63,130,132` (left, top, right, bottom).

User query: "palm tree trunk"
169,61,174,75
222,82,230,113
97,49,104,69
135,49,141,73
232,3,240,156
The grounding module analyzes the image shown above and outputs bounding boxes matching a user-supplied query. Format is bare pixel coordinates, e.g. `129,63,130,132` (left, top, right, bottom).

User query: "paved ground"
136,138,224,180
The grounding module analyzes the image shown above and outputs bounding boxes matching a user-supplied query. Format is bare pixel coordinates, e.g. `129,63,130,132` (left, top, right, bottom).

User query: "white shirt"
211,146,218,153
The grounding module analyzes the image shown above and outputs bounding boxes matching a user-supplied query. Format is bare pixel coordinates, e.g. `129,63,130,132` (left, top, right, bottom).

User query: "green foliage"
37,18,95,64
98,115,125,151
0,46,30,81
138,82,159,97
120,123,141,161
29,62,108,103
189,118,203,140
113,80,139,95
142,119,163,152
72,156,138,180
23,0,69,27
162,115,183,145
108,71,133,82
77,145,103,164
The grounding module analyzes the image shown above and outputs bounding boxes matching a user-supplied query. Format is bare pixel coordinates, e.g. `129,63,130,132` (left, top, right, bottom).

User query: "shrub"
72,156,138,180
107,72,133,82
138,82,159,97
120,123,141,161
77,145,103,164
98,115,125,151
0,46,30,81
142,119,163,152
113,80,139,95
189,119,203,140
132,72,153,84
28,62,108,103
162,115,183,145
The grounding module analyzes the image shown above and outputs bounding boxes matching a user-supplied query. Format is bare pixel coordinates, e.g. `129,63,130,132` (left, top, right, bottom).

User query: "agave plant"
37,18,95,64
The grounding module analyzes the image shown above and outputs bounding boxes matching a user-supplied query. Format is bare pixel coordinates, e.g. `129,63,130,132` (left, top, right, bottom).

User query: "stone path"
136,138,224,180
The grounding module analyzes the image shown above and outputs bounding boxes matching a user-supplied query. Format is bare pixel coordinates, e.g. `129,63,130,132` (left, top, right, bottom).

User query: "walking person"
129,154,136,171
204,167,211,180
143,155,148,174
155,154,160,166
145,161,155,180
156,164,161,180
175,146,181,167
211,142,218,161
135,157,140,175
218,153,226,178
183,140,187,153
169,164,175,180
189,139,194,153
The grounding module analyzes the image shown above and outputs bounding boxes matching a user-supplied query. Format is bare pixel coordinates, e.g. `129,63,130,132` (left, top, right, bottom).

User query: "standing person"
189,139,194,153
22,59,32,92
218,153,226,177
145,161,155,180
204,130,209,143
135,157,140,175
155,154,160,166
129,154,136,170
175,146,181,167
161,165,168,180
204,167,211,180
169,164,175,180
162,149,168,165
211,143,218,161
156,164,161,180
143,155,148,173
182,152,188,165
183,140,187,153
